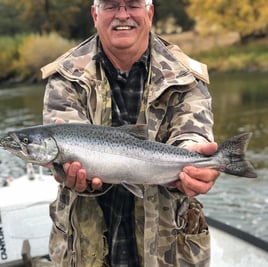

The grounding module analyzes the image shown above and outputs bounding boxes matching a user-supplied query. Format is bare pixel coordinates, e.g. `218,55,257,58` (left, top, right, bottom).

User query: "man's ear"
91,5,98,27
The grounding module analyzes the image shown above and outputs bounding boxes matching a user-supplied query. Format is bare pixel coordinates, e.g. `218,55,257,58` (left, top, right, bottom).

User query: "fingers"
91,177,103,190
65,162,88,192
183,166,219,183
186,142,218,155
63,161,81,188
62,162,86,192
61,161,103,192
175,142,220,196
74,168,88,192
198,142,218,155
55,119,65,124
176,166,220,197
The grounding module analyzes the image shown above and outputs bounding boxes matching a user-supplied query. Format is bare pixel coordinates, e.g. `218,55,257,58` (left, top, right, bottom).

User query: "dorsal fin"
119,124,148,140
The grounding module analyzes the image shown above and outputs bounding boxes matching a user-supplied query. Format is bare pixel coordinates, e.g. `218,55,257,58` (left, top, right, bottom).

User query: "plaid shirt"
95,48,149,267
95,47,149,126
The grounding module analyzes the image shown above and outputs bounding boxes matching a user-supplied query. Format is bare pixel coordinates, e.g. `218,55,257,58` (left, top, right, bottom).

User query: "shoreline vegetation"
164,31,268,73
0,31,268,85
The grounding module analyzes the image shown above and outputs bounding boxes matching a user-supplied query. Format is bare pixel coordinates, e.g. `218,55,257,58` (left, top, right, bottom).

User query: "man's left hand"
175,142,220,197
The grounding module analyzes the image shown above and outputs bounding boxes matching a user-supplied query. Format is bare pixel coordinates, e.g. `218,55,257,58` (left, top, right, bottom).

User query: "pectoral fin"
53,162,66,180
121,182,143,198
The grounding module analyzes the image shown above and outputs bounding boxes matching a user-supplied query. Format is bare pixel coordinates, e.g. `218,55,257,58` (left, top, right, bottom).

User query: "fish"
0,123,257,198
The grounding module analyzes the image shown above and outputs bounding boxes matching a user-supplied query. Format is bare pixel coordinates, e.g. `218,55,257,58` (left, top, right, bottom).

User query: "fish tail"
217,133,257,178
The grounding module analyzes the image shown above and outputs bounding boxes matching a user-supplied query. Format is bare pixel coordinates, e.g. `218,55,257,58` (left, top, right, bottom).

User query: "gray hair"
93,0,153,6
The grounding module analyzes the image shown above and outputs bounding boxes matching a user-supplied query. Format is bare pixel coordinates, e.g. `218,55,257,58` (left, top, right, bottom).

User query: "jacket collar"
41,33,196,95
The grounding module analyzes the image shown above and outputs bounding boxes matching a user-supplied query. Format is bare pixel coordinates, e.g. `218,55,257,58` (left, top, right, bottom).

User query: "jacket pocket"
176,231,210,266
175,197,210,266
49,186,77,266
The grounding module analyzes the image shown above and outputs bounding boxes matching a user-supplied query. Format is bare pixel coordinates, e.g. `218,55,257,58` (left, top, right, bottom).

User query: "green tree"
0,1,28,35
154,0,194,31
0,0,194,38
0,0,95,38
187,0,268,41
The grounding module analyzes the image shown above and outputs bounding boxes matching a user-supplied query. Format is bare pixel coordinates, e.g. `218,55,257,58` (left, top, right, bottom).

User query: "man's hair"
93,0,153,5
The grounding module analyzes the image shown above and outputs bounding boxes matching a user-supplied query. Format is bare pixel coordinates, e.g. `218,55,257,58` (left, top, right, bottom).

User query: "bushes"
0,32,77,82
1,32,268,83
194,39,268,72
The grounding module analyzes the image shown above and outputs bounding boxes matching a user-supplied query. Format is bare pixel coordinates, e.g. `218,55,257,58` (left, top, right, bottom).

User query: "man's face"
91,0,154,53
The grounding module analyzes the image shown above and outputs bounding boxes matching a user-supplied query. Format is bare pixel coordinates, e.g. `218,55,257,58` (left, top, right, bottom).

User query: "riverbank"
0,31,267,85
163,32,268,72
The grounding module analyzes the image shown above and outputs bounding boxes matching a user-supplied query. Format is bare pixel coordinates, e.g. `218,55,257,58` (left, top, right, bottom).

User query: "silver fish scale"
49,123,198,163
0,124,257,191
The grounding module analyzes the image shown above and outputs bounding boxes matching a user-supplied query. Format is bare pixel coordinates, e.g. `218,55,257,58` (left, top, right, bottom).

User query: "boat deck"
0,165,267,267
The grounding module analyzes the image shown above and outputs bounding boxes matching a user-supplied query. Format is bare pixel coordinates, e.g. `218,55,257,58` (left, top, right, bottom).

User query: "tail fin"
217,133,257,178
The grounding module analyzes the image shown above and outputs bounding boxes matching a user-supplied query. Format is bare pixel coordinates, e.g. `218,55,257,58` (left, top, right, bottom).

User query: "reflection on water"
0,83,44,132
209,72,268,153
199,72,268,242
0,73,268,242
0,83,45,179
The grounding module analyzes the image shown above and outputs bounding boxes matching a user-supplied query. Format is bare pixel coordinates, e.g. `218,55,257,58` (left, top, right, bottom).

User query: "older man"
41,0,219,266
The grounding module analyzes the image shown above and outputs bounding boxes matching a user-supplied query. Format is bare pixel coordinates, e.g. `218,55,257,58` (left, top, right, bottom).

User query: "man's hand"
52,161,103,192
175,142,220,197
61,161,102,192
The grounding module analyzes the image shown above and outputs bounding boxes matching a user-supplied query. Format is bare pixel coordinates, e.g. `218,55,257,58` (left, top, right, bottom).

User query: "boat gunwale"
207,216,268,253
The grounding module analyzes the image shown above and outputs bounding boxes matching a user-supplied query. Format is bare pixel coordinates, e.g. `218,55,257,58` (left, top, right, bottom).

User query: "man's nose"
115,5,130,17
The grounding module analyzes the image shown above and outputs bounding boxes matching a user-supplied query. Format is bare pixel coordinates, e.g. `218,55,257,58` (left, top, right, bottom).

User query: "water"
0,83,45,179
0,73,267,242
198,72,268,242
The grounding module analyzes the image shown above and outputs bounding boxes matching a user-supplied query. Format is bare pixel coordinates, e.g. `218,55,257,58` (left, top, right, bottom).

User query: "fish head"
0,128,59,165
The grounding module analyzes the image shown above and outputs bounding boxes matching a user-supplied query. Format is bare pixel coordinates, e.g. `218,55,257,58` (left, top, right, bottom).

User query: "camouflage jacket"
42,33,214,267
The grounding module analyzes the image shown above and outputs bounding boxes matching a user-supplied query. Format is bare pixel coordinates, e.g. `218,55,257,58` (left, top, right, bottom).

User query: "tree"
0,1,28,35
0,0,195,38
153,0,194,33
187,0,268,41
0,0,95,39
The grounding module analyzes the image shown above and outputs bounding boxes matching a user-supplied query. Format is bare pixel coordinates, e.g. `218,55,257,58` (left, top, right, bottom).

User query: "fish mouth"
0,133,28,156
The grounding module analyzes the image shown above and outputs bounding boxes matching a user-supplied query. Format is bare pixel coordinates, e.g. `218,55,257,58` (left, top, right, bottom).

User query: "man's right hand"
63,161,103,192
53,161,103,192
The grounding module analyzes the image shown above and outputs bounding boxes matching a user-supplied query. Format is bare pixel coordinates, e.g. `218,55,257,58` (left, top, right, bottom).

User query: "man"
41,0,219,266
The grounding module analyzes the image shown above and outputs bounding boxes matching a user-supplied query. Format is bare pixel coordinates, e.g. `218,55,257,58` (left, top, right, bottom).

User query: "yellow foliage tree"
0,37,18,80
187,0,268,40
13,32,76,80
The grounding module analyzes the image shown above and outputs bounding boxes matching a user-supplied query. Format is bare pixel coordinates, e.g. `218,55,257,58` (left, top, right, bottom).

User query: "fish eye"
22,137,29,144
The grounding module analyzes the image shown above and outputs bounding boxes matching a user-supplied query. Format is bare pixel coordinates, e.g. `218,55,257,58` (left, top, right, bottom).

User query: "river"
0,72,267,242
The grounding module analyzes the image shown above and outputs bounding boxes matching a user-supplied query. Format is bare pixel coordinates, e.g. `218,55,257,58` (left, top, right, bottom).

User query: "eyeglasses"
96,1,150,15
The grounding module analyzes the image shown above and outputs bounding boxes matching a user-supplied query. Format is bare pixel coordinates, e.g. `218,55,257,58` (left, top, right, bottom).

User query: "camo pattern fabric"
42,33,213,267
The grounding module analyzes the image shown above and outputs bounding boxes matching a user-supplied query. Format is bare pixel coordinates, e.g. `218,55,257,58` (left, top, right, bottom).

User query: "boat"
208,217,268,267
0,164,267,266
0,164,58,267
